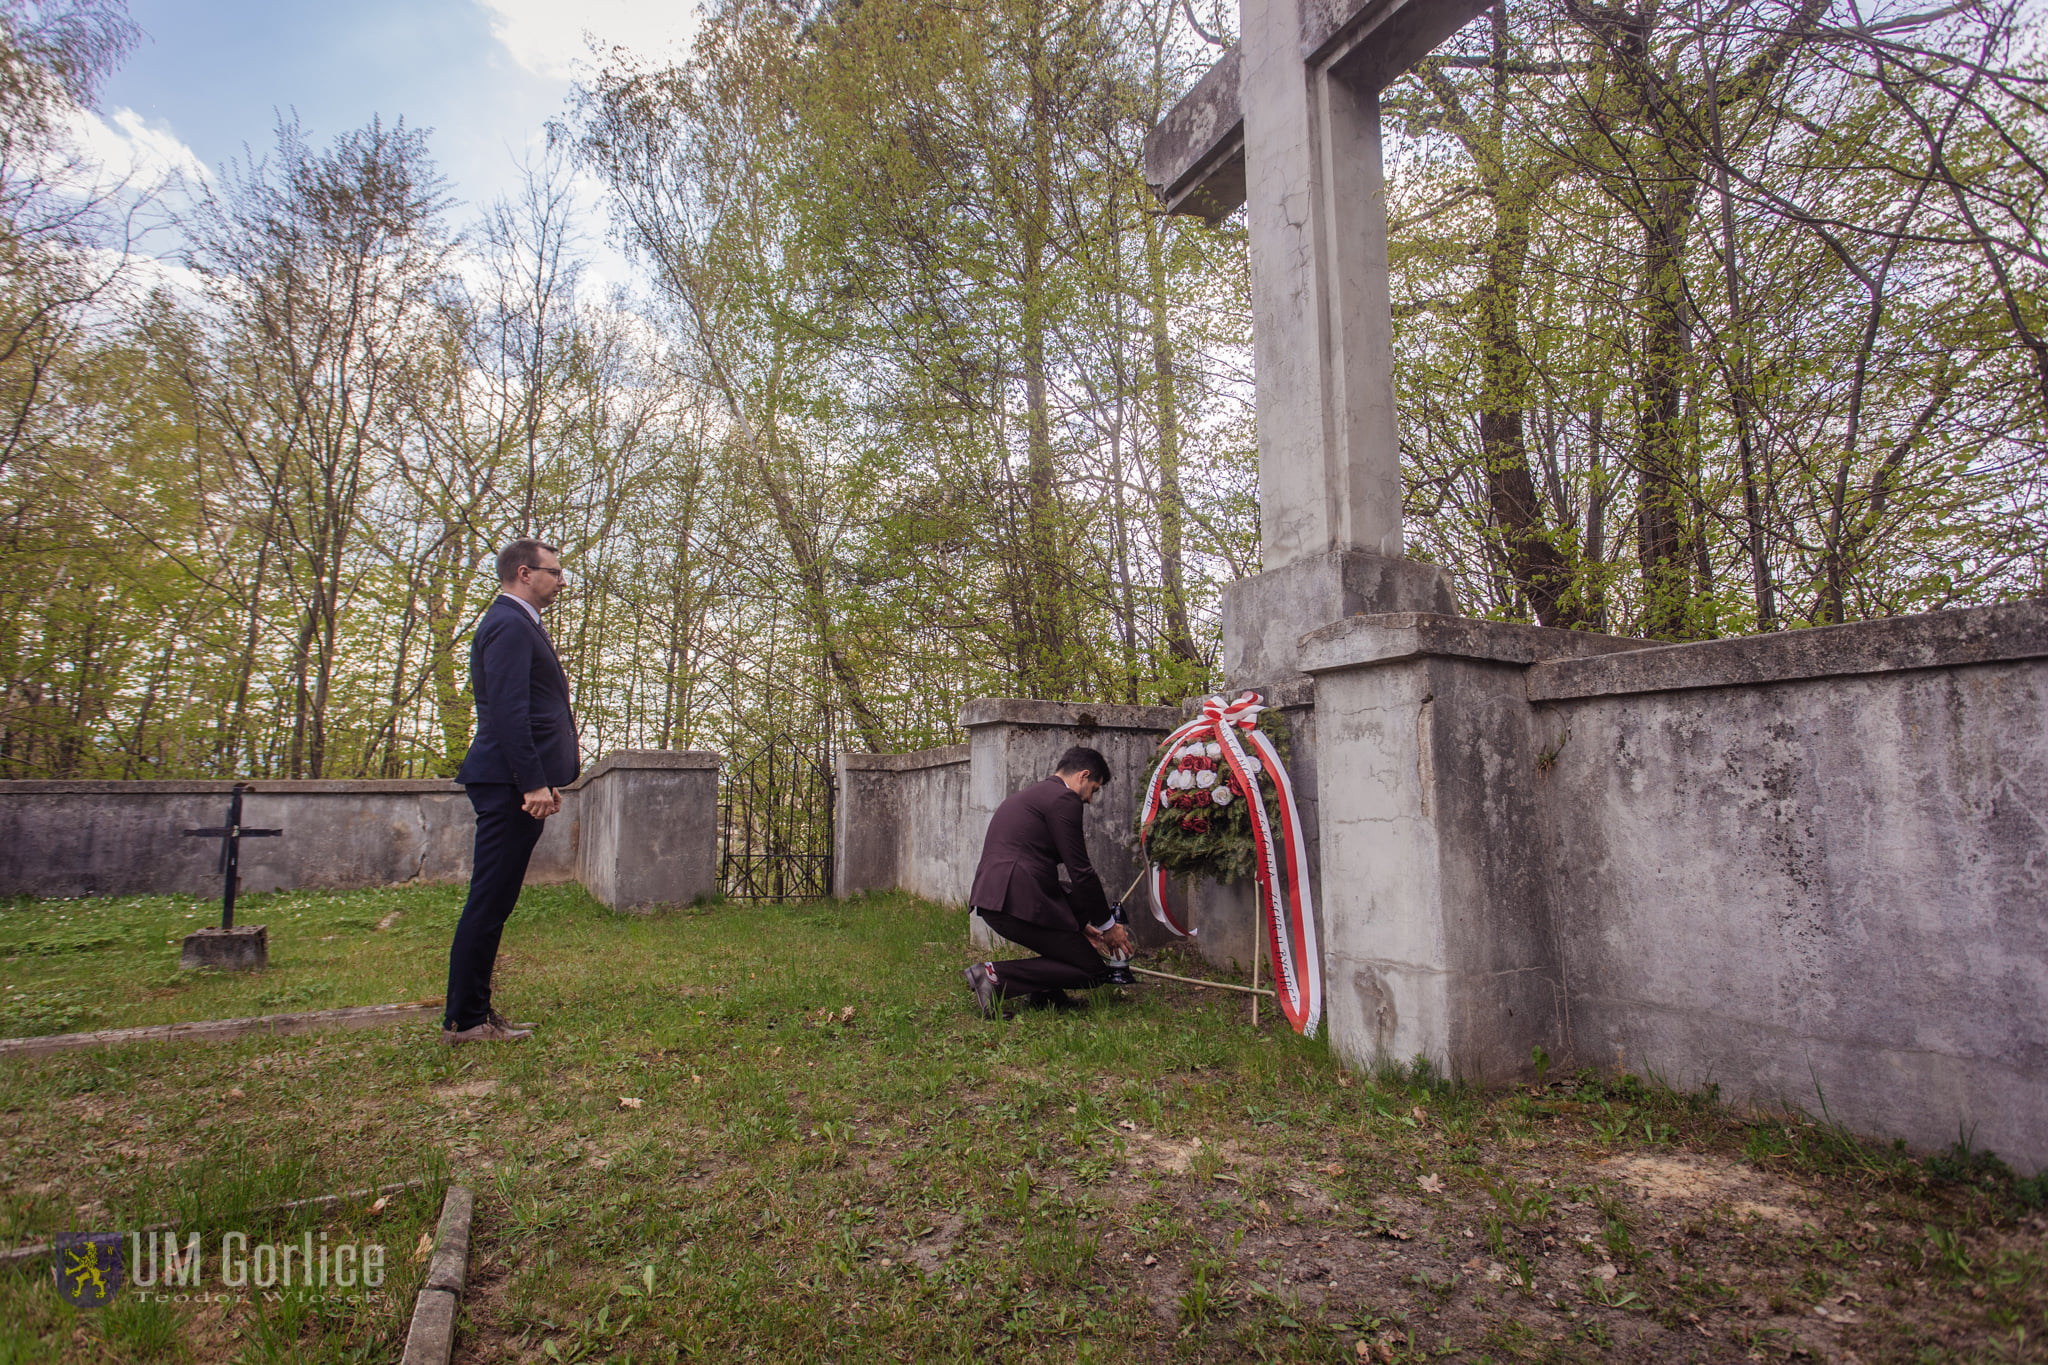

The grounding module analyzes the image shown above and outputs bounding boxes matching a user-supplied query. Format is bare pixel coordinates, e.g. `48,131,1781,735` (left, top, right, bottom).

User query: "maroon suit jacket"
969,776,1112,931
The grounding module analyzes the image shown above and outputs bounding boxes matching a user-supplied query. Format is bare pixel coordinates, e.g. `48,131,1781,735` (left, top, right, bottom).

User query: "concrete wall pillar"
1188,549,1458,972
570,751,721,912
834,755,902,897
1298,615,1641,1083
834,746,972,903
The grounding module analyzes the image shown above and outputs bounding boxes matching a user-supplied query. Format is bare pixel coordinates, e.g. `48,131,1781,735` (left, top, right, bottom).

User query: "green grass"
0,887,2043,1362
0,883,517,1035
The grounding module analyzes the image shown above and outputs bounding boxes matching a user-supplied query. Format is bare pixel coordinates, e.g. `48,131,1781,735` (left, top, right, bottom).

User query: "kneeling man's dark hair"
1055,745,1111,785
497,538,561,583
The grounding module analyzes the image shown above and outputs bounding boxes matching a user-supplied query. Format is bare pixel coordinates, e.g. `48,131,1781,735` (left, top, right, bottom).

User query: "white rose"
1245,756,1264,774
1212,787,1232,806
1195,770,1217,789
1204,741,1223,759
1168,770,1186,790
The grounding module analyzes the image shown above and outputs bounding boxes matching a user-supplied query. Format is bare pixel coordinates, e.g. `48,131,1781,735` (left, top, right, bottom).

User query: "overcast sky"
84,0,700,281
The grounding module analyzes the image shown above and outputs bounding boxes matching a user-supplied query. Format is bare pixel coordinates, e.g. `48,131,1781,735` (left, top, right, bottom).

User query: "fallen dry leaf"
367,1195,389,1215
1411,1106,1427,1122
618,1096,644,1110
411,1231,433,1263
1417,1173,1444,1193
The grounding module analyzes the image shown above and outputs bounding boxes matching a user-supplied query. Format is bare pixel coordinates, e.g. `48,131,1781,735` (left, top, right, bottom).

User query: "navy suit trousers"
443,783,547,1031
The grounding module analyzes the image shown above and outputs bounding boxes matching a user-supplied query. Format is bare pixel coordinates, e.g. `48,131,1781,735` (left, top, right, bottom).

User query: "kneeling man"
962,746,1136,1016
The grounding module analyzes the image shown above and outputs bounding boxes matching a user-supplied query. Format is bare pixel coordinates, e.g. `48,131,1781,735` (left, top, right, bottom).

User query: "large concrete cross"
1145,0,1492,571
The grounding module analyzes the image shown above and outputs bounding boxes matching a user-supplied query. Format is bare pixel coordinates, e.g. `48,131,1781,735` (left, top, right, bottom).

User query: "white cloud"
52,106,213,200
82,246,210,306
475,0,701,80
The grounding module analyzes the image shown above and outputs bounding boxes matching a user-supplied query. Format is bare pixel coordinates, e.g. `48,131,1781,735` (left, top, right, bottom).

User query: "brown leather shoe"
487,1008,537,1031
441,1020,533,1045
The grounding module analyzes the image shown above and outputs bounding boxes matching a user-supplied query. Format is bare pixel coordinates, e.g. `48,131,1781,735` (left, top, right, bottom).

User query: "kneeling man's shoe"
963,962,1000,1018
442,1019,533,1045
1104,965,1137,986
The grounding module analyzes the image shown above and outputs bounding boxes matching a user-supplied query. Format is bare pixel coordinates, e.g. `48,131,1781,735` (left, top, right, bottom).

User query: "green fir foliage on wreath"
1133,708,1293,885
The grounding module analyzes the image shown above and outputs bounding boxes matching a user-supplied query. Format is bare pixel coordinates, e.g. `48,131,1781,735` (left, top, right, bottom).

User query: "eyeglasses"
528,566,565,578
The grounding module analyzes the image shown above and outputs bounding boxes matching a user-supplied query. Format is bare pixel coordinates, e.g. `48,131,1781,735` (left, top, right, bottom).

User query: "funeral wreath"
1133,706,1293,885
1131,691,1324,1035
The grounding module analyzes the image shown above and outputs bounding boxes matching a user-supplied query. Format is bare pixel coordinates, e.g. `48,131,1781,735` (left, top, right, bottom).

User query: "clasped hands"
521,786,562,819
1086,923,1134,959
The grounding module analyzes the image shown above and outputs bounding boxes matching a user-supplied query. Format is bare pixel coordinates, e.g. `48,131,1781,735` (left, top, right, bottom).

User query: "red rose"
1183,814,1211,834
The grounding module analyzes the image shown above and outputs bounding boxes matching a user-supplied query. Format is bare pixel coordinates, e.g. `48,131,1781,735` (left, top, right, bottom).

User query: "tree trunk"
1635,187,1705,641
1143,207,1200,665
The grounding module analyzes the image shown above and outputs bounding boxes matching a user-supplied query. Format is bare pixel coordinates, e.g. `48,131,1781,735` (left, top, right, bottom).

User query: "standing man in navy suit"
442,539,580,1044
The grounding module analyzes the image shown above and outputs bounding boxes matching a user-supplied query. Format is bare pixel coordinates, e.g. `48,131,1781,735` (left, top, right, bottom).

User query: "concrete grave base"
0,1000,443,1058
1220,548,1457,684
179,925,268,971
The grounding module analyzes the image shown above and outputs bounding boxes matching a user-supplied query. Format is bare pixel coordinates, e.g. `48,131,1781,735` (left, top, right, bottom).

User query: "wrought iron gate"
718,736,836,900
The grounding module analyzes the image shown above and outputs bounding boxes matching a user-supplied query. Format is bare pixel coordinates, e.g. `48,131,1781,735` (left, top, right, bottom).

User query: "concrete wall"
0,780,566,898
835,746,973,905
1302,601,2048,1172
1532,605,2048,1173
0,750,721,912
831,703,1190,946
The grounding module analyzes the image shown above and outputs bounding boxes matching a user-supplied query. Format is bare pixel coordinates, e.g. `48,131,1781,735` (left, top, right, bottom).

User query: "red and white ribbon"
1137,691,1323,1036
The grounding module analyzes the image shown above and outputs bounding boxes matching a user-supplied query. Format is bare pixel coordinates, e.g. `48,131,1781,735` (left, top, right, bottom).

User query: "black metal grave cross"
182,784,282,931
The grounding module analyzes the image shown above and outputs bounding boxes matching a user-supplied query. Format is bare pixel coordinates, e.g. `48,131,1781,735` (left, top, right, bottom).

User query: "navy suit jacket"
969,777,1112,931
454,595,580,792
